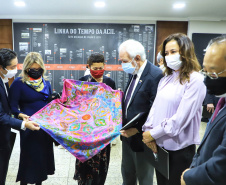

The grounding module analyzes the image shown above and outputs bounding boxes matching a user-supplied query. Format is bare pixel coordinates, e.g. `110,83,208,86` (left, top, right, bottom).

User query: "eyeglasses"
199,69,226,79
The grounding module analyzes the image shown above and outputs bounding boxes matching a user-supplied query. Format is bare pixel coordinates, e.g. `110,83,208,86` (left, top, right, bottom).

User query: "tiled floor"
6,122,207,185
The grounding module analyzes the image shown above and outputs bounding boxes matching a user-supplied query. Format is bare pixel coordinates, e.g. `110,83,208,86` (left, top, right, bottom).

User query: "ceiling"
1,0,226,21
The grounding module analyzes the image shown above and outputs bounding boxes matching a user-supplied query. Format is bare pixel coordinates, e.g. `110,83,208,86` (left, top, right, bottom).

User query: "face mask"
3,68,18,78
121,59,137,74
27,68,43,79
90,69,104,79
165,54,182,70
204,76,226,96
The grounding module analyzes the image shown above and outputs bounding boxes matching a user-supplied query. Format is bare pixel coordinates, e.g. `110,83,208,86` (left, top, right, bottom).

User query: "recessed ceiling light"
173,3,185,9
14,1,26,7
94,2,105,8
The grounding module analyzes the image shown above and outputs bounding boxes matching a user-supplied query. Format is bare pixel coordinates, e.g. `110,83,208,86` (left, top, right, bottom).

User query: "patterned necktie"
211,97,226,122
124,74,137,111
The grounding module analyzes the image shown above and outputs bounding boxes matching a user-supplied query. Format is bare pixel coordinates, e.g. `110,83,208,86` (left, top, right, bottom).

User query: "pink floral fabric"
30,79,123,162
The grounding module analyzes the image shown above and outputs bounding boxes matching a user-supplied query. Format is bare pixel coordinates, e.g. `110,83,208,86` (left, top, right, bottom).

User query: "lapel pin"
139,80,142,83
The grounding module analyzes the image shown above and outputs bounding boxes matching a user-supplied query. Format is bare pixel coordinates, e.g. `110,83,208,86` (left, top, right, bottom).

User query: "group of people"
0,51,55,185
120,34,206,185
120,34,226,185
0,33,226,185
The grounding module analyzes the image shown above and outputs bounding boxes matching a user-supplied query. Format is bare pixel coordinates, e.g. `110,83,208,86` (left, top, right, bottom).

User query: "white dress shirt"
125,60,147,117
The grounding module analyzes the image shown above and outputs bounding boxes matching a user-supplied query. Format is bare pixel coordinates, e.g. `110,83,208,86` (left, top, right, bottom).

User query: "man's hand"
19,113,30,121
207,103,214,113
181,168,190,185
142,131,154,143
120,128,139,138
146,140,157,153
25,121,40,131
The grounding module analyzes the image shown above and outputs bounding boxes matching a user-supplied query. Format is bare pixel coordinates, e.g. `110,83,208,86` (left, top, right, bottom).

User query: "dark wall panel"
192,33,222,66
13,23,156,92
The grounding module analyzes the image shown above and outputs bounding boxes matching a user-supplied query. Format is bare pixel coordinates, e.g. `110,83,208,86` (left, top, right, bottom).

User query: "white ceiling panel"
0,0,226,21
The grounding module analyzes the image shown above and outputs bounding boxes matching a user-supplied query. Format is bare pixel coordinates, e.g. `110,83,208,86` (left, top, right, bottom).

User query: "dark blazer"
202,92,220,119
184,102,226,185
122,60,163,152
0,78,22,184
9,77,55,183
203,92,220,107
79,75,116,90
0,78,22,149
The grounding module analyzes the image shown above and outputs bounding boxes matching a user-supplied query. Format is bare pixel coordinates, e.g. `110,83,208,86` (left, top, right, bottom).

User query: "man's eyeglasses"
199,69,226,79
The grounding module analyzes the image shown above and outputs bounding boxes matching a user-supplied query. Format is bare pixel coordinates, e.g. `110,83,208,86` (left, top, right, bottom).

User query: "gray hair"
157,52,163,63
118,39,146,61
206,35,226,48
206,35,226,61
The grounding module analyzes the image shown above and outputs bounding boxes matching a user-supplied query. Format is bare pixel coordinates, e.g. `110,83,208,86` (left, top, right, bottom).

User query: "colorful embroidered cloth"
30,79,123,162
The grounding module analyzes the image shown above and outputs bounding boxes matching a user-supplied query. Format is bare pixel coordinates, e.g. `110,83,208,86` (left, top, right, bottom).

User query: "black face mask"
204,76,226,96
27,68,43,79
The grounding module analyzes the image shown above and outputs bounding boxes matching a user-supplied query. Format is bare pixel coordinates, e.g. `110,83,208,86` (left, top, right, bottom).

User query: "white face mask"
121,58,137,74
165,54,182,70
3,68,18,78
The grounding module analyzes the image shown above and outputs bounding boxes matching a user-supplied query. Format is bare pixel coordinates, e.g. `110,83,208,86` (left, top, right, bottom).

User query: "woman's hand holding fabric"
19,113,30,121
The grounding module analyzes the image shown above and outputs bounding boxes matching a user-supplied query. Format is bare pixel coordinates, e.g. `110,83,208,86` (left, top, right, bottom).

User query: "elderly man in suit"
181,36,226,185
0,48,39,185
119,39,163,185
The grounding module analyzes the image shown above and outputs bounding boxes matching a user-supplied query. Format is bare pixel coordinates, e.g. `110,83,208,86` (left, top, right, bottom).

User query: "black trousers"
0,132,17,185
0,147,11,185
156,144,196,185
9,132,17,155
